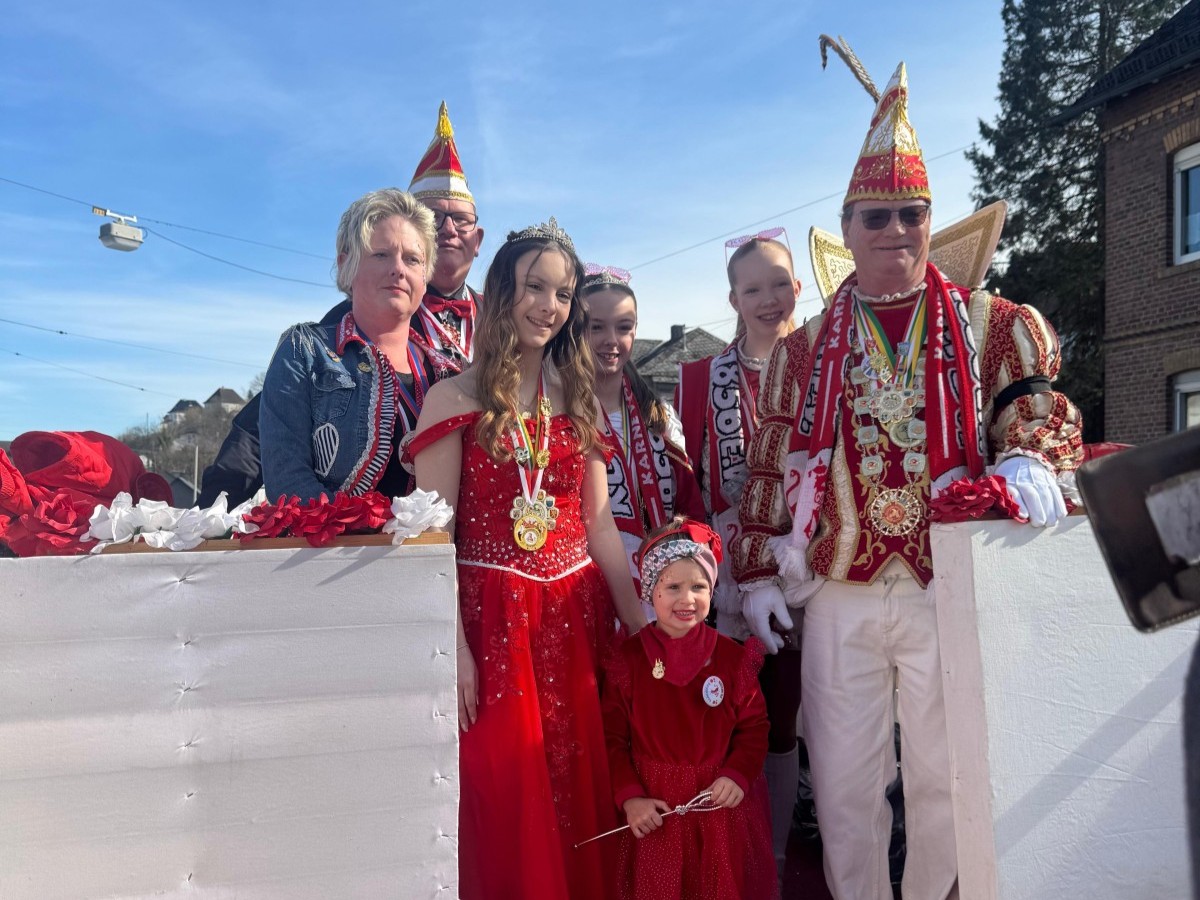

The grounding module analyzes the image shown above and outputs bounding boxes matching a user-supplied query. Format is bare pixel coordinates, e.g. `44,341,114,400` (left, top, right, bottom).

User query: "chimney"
670,324,686,342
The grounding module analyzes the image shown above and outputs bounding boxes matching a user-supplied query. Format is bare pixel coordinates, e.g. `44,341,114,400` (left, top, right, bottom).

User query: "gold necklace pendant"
513,509,549,551
868,487,922,537
510,493,557,551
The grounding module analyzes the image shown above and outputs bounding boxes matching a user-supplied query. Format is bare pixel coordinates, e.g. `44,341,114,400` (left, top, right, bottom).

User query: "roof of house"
631,338,660,363
205,387,245,406
166,399,200,415
1056,0,1200,120
634,327,728,379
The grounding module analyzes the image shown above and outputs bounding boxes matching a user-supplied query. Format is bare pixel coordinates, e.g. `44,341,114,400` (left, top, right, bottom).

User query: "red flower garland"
240,491,393,547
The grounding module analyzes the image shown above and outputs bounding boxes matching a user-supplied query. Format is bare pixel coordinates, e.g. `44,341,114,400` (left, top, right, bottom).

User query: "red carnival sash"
602,376,676,537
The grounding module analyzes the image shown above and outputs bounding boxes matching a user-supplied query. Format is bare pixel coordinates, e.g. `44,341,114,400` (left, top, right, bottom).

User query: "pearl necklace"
852,282,925,305
736,337,767,371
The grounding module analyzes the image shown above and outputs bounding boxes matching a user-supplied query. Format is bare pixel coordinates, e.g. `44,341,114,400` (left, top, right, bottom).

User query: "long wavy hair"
726,237,799,340
474,237,599,460
580,279,669,434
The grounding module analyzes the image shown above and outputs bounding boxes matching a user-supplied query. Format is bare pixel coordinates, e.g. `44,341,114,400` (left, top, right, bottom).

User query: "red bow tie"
423,293,476,319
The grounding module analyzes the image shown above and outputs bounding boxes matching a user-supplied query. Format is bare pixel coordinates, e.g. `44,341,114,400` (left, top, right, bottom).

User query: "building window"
1174,144,1200,264
1175,370,1200,431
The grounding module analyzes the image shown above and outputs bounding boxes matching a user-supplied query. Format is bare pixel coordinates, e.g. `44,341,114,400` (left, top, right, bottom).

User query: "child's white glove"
742,585,792,654
995,456,1066,527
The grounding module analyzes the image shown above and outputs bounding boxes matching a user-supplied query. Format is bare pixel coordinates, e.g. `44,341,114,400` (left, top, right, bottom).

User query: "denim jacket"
259,311,449,502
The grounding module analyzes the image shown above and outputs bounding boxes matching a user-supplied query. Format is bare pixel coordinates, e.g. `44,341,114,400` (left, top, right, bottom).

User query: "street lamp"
92,206,144,252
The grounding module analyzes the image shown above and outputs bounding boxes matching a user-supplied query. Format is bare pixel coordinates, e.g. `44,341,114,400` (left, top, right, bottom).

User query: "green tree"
968,0,1182,441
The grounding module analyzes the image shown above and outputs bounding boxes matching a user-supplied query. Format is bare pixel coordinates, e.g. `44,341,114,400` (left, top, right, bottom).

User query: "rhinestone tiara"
582,264,632,288
505,216,576,254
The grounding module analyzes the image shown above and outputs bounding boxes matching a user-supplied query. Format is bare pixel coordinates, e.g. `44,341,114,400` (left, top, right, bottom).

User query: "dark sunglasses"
857,205,931,231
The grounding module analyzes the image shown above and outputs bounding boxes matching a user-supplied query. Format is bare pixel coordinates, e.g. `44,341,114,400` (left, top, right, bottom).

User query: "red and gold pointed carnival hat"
409,101,474,205
808,36,1006,304
821,36,930,206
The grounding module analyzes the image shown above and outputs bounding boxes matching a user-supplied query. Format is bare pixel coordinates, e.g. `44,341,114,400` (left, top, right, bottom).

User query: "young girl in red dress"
408,219,645,900
601,518,777,899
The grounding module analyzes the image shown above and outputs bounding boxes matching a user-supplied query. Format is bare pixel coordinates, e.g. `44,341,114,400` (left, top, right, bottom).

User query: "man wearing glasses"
408,101,484,370
732,55,1083,900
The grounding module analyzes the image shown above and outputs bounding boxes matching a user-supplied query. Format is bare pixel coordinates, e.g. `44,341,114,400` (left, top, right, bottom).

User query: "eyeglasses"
855,205,931,231
431,210,479,234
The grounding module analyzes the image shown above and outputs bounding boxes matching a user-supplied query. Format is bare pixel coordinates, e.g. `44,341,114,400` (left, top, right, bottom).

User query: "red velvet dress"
408,412,619,900
602,625,778,900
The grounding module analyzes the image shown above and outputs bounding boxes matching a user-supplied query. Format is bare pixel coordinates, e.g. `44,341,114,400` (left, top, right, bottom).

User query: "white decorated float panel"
0,536,459,899
933,517,1195,899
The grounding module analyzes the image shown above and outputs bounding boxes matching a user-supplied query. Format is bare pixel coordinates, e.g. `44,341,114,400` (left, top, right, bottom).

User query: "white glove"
995,456,1067,527
742,585,793,654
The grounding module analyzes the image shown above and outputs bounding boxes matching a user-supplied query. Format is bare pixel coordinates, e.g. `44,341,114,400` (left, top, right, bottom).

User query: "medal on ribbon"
509,373,557,551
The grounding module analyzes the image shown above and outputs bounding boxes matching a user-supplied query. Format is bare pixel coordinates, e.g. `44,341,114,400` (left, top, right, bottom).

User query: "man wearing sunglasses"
408,101,485,370
732,56,1083,900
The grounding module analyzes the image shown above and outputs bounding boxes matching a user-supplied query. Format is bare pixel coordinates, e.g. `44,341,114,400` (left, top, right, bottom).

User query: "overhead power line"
629,143,974,271
0,347,177,397
143,227,331,289
0,316,263,369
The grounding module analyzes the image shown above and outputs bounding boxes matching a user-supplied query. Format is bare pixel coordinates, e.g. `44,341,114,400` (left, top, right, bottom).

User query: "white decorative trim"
313,423,339,478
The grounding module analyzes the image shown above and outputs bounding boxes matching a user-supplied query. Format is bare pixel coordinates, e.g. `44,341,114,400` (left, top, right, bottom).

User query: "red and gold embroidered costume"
731,40,1085,900
733,274,1083,590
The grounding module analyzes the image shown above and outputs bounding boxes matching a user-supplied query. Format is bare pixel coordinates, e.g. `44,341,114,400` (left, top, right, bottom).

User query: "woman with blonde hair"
259,188,456,501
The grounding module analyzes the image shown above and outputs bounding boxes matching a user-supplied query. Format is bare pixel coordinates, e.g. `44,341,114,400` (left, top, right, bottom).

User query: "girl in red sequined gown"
409,220,646,900
602,519,777,900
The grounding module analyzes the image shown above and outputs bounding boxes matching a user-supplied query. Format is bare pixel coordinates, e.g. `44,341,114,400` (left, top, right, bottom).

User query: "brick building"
1061,1,1200,442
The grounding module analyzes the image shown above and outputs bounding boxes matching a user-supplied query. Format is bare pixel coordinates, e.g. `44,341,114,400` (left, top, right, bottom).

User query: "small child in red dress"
602,518,779,899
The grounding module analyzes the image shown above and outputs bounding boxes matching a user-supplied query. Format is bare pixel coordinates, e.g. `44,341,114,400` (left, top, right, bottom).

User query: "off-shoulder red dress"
407,412,619,900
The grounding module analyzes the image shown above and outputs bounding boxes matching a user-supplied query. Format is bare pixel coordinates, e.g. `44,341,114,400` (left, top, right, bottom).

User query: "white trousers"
800,567,958,900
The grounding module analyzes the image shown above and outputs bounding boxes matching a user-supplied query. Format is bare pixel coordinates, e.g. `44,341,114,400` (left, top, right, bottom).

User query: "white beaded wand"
572,790,723,849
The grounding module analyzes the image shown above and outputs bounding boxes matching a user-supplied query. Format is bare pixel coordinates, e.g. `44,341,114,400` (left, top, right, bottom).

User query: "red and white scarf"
704,342,758,516
601,375,677,538
778,264,985,582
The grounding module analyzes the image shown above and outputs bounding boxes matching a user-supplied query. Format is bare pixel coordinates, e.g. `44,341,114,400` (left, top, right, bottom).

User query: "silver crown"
505,216,576,253
582,264,632,288
584,271,625,288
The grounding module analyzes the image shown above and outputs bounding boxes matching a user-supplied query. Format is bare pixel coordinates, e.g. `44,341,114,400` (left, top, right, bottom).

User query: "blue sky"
0,2,1006,439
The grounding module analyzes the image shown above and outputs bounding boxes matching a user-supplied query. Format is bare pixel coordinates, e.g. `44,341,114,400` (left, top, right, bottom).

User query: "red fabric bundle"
0,430,172,557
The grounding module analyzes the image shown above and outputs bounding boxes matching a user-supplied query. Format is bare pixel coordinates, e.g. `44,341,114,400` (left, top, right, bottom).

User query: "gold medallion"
652,658,665,680
869,487,922,537
513,512,549,551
